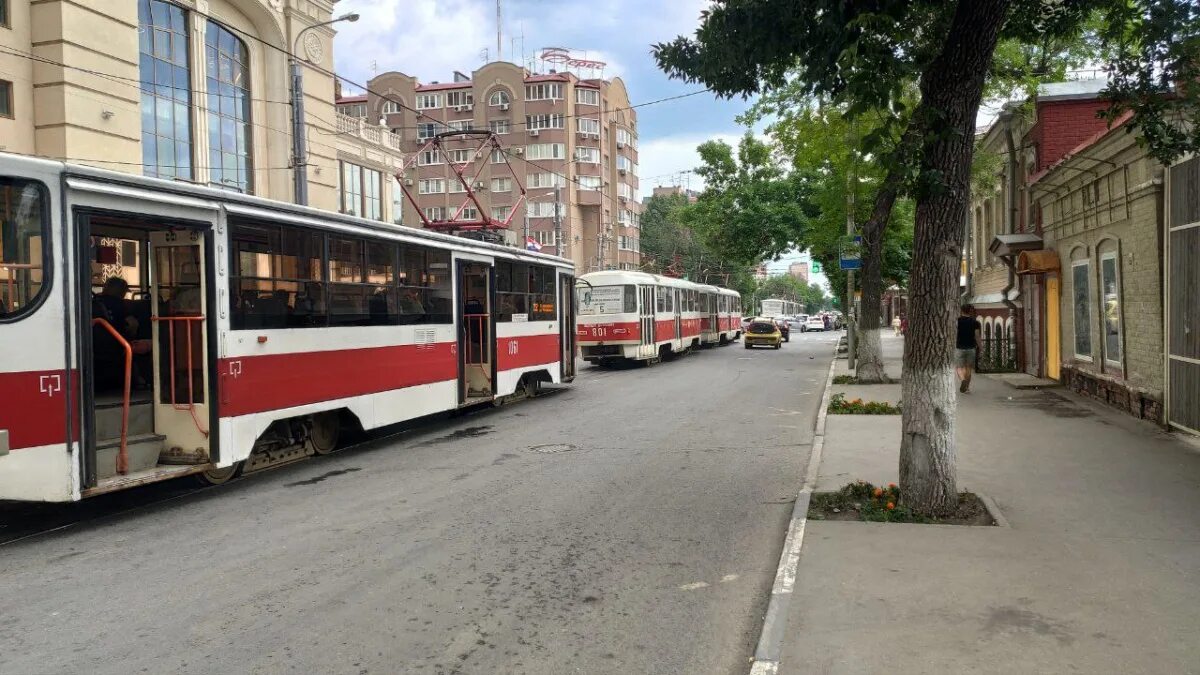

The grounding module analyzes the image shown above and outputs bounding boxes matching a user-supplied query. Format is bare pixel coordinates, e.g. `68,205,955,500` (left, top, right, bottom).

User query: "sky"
331,0,750,191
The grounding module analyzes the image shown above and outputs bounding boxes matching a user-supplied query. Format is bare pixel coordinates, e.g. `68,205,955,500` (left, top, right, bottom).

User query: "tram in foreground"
0,153,575,502
575,271,742,365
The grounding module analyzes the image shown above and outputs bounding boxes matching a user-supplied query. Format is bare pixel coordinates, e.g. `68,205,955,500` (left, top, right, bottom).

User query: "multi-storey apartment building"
338,61,641,272
0,0,405,219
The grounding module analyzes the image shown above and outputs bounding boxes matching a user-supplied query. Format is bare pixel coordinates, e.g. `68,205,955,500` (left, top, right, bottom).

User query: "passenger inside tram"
92,277,153,392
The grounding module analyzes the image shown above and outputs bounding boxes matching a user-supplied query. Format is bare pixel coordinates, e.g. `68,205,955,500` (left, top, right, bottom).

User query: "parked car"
744,318,783,349
790,314,807,331
774,317,791,342
805,317,826,332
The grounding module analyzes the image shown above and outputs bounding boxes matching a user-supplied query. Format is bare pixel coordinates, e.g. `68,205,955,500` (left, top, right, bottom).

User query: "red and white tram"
0,153,575,502
575,271,741,365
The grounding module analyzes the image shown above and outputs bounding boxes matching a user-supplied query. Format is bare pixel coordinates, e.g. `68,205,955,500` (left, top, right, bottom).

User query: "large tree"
639,192,757,296
655,0,1200,515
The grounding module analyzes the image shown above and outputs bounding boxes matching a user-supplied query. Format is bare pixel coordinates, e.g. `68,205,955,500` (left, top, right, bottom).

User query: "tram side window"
495,261,526,321
398,245,452,324
0,178,49,320
230,222,326,329
328,237,398,326
623,284,637,313
530,265,556,320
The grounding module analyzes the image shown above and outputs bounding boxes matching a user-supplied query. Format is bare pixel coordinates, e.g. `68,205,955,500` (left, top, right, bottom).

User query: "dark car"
774,317,790,342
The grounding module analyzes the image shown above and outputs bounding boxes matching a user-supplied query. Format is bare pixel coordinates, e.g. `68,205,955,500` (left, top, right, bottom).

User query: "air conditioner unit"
500,103,510,111
618,168,626,175
616,141,625,149
514,147,524,155
465,104,474,111
529,129,540,137
618,195,627,202
404,178,414,186
454,105,466,112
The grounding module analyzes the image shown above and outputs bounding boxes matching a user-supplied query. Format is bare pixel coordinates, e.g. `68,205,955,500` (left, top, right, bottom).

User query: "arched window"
488,89,510,107
382,100,402,115
205,21,252,192
138,0,192,180
983,321,993,363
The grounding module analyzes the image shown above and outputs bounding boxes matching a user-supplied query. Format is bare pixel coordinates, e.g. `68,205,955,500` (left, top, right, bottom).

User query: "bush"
827,393,901,414
831,375,858,384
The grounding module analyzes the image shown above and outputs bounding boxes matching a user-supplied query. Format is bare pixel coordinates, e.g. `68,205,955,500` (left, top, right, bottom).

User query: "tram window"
0,178,50,320
495,261,527,320
530,265,555,320
230,222,327,329
623,284,637,313
328,236,398,326
398,245,451,324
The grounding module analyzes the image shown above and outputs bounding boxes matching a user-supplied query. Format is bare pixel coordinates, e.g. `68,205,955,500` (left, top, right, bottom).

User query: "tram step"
96,401,154,439
96,433,166,480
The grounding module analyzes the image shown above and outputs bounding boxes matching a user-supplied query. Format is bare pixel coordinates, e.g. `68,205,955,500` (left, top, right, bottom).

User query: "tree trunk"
855,165,905,384
900,0,1011,516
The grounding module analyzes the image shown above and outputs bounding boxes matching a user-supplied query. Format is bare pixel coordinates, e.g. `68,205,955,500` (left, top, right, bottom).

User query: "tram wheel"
522,376,540,398
196,462,243,485
308,412,342,455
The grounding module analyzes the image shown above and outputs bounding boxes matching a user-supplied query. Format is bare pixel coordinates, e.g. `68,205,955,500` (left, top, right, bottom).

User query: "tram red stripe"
577,321,640,343
0,369,76,450
218,344,457,417
497,334,561,370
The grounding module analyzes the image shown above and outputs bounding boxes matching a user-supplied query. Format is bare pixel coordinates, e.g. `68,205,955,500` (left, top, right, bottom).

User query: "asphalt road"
0,329,837,675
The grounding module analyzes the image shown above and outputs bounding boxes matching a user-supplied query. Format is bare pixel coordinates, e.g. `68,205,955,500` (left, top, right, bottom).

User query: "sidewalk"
780,332,1200,674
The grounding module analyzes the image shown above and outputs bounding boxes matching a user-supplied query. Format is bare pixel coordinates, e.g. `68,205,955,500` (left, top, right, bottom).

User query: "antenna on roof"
496,0,502,63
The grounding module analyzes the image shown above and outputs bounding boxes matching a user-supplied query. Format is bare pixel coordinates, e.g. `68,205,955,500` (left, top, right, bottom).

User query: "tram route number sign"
579,285,624,315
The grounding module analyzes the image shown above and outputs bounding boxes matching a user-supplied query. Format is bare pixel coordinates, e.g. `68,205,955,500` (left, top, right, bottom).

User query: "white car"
804,317,826,332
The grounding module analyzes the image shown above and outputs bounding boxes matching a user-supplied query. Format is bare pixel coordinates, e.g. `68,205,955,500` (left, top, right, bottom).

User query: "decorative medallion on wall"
303,32,324,64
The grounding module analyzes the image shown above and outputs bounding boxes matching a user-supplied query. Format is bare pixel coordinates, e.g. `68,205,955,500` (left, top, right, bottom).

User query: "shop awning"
1016,249,1061,275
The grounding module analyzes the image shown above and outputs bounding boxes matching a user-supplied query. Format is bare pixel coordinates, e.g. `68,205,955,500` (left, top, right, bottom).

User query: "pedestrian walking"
955,304,982,393
891,314,902,336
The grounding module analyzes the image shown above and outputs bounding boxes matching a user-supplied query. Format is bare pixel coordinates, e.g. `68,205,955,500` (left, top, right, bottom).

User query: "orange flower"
886,502,895,510
888,483,897,489
852,398,863,405
872,487,883,497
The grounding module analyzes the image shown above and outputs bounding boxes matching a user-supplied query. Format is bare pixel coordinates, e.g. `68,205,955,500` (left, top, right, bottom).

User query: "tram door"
639,286,655,358
673,289,683,346
457,259,494,403
559,273,575,380
148,230,212,463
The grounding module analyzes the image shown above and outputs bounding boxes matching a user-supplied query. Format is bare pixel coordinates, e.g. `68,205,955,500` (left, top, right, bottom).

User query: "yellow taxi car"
743,317,783,349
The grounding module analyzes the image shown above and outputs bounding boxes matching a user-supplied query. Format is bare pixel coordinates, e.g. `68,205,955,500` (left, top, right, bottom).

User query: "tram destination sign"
578,286,624,315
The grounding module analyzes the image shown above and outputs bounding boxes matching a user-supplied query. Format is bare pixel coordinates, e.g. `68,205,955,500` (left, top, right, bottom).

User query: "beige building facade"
341,61,641,273
1031,117,1166,422
0,0,404,219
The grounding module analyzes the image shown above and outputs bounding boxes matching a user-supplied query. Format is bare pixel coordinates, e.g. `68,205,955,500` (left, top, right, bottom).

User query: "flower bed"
827,393,900,414
831,375,858,384
808,480,993,525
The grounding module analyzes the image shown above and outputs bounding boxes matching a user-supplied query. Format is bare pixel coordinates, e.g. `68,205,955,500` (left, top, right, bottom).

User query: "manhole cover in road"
529,443,577,454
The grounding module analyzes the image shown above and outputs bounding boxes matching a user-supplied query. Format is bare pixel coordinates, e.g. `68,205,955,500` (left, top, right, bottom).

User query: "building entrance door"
1045,275,1061,381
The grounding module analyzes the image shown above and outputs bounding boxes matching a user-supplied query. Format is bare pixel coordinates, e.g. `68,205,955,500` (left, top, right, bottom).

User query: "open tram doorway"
456,259,495,404
639,286,655,358
76,214,217,492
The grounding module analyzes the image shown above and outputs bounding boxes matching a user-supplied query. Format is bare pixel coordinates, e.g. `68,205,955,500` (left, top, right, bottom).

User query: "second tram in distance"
575,270,742,366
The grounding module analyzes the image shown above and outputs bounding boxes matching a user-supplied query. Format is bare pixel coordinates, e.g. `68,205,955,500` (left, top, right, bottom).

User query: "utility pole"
553,184,563,260
290,13,359,206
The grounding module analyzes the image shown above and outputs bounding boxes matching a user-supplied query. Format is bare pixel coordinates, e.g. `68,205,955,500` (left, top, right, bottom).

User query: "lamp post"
290,12,359,206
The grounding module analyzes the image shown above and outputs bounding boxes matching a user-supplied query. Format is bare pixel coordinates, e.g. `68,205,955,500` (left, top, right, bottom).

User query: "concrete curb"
978,493,1010,528
749,358,836,675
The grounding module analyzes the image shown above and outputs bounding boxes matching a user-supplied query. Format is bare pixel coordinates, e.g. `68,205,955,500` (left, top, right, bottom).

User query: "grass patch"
827,393,901,414
831,375,858,384
808,480,992,525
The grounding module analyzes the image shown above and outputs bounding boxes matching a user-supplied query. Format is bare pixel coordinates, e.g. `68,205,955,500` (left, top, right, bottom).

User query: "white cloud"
638,131,740,191
334,0,494,85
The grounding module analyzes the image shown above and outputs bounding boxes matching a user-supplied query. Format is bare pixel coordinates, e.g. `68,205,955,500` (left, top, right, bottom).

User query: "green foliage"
676,134,819,267
1098,0,1200,163
831,375,859,385
809,481,928,523
827,393,901,415
638,193,756,297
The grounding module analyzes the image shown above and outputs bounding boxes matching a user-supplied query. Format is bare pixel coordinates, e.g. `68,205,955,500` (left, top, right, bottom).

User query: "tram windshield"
577,284,636,315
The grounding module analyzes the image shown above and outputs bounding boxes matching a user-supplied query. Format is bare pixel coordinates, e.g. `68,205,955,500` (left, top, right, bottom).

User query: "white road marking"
720,574,739,583
679,581,709,591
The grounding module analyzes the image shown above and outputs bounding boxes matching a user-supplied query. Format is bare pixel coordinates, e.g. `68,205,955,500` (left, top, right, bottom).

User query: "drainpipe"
999,114,1020,368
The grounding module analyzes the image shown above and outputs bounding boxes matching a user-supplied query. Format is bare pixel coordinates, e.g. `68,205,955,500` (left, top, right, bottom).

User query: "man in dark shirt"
955,304,982,393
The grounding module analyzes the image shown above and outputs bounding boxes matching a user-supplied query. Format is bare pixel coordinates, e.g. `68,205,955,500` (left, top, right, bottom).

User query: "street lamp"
290,12,359,206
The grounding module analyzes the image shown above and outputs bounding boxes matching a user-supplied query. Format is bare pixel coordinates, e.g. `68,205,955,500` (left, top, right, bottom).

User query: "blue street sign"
840,235,862,270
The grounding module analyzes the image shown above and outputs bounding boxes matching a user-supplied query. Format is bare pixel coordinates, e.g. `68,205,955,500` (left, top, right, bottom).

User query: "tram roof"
579,270,740,295
0,152,574,270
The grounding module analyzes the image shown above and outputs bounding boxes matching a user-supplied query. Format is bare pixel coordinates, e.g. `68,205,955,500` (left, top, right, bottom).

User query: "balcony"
336,112,404,151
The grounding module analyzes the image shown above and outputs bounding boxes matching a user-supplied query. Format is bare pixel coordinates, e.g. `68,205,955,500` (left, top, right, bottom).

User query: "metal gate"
1166,155,1200,434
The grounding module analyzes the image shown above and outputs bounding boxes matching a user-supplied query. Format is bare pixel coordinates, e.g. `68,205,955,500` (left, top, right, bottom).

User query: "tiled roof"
336,95,368,104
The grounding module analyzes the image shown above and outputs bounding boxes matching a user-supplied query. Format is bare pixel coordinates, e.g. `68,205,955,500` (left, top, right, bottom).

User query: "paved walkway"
781,332,1200,674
